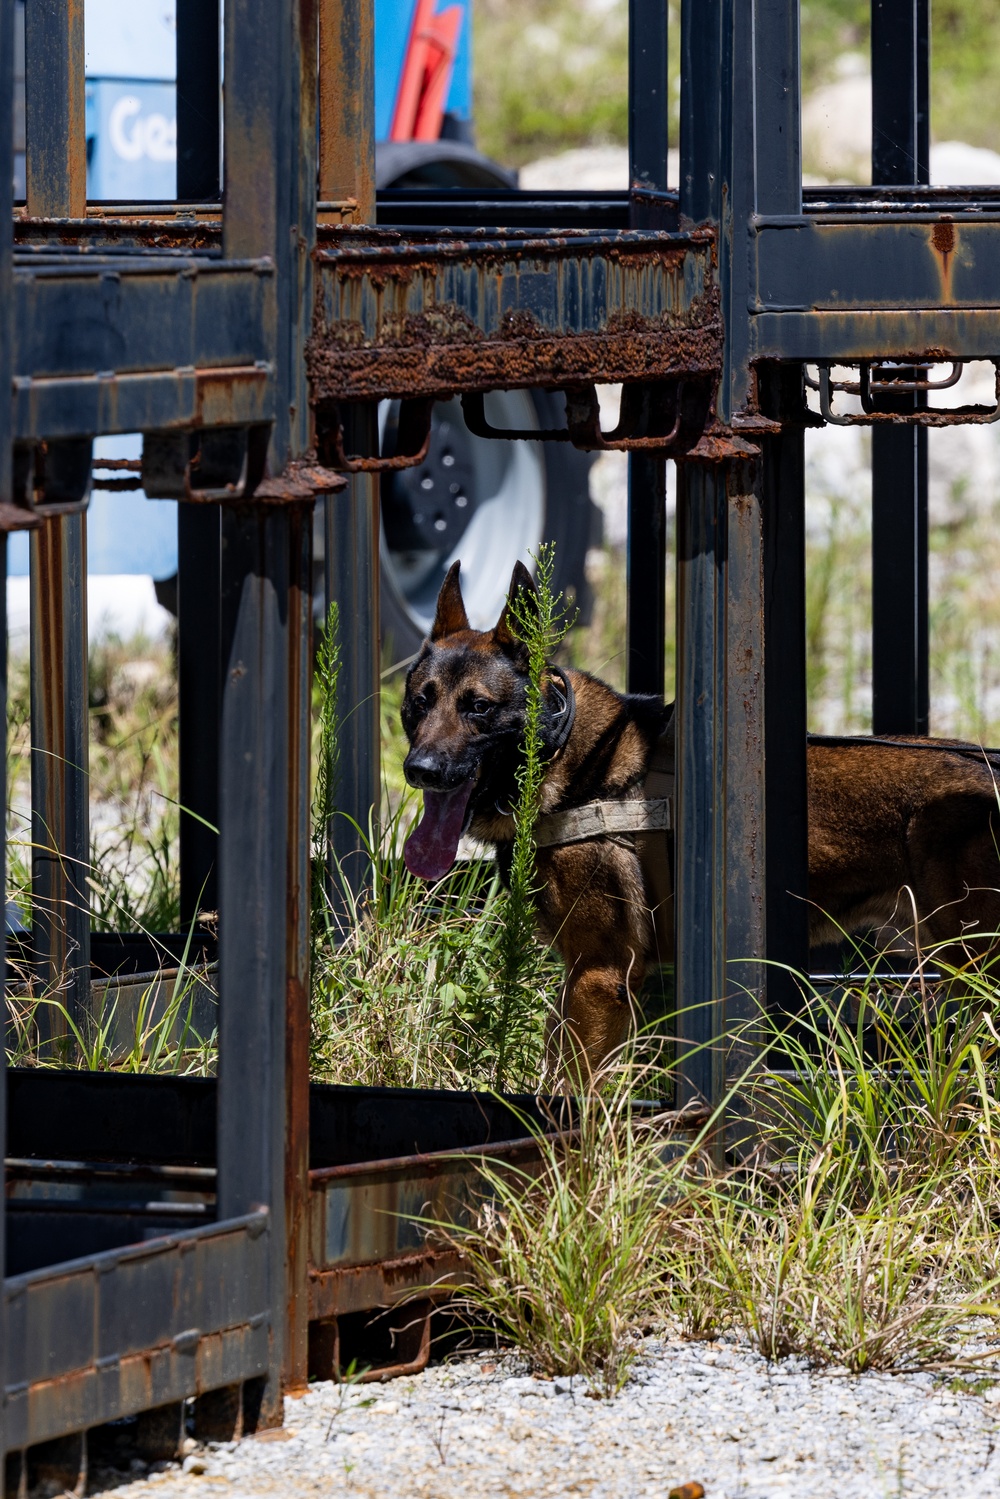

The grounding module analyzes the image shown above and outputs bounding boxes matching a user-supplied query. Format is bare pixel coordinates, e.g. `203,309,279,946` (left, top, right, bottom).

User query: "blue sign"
87,78,176,200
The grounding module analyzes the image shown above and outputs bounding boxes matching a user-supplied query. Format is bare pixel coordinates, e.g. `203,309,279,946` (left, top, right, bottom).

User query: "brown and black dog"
402,560,1000,1075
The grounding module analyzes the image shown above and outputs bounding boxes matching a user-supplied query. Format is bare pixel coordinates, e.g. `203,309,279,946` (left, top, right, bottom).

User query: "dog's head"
401,560,559,880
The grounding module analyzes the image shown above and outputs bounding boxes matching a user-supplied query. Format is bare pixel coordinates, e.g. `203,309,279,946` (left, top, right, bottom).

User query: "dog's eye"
469,698,492,718
412,693,428,715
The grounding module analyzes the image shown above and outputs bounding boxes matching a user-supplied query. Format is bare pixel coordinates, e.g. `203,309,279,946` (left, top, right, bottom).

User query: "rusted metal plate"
754,215,1000,311
2,1211,269,1451
309,227,721,401
308,1135,545,1275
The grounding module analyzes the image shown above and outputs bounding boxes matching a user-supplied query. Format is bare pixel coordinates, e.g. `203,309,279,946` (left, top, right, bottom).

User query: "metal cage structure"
3,0,999,1476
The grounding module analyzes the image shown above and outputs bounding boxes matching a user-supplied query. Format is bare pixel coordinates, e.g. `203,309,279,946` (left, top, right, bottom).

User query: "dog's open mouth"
403,780,475,881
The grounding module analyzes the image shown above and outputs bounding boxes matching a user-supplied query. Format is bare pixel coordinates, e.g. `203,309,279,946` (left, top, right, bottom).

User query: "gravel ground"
95,1336,1000,1499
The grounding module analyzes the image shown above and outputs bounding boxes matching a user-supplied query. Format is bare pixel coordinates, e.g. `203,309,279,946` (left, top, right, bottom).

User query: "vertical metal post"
752,4,807,1018
675,0,727,1109
319,0,380,903
674,462,727,1107
1,0,14,1456
25,0,90,1041
284,505,313,1393
176,2,222,927
871,0,930,735
219,0,317,1423
176,0,221,202
725,459,766,1074
625,0,669,697
323,408,380,914
23,0,85,219
217,509,291,1421
761,374,809,1016
30,521,90,1042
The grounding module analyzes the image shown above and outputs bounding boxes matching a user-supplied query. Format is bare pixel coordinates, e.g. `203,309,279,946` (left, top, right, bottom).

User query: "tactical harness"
535,673,675,966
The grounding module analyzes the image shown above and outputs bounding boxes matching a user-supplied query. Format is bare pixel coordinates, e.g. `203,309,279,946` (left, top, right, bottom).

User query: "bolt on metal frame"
5,0,1000,1464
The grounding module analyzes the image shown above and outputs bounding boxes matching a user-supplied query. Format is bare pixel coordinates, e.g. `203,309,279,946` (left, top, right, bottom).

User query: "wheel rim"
380,390,546,640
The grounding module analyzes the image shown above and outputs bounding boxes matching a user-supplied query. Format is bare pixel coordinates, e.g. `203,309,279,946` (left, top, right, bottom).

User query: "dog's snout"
404,748,458,792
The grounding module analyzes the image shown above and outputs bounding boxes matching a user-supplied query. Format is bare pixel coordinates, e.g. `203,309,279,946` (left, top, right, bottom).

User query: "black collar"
546,665,576,758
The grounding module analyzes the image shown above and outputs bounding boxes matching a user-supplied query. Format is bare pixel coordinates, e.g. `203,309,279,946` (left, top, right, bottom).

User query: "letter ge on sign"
109,96,177,163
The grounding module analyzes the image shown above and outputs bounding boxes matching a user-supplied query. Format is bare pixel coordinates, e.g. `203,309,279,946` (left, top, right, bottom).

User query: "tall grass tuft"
437,1072,703,1396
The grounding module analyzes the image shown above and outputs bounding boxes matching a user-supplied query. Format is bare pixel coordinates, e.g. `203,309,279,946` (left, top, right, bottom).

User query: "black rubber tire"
379,388,600,663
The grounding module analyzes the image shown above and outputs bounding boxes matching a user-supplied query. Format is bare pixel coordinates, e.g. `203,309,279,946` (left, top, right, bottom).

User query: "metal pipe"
25,0,90,1045
870,0,930,735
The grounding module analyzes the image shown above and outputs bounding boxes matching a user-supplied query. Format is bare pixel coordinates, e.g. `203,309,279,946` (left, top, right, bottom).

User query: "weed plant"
493,544,576,1088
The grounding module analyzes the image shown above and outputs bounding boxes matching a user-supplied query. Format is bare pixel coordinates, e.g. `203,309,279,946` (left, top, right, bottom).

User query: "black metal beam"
176,0,221,202
175,0,223,924
762,412,809,1014
220,0,318,1422
324,407,380,925
870,0,931,735
0,0,10,1434
178,505,221,927
625,0,669,697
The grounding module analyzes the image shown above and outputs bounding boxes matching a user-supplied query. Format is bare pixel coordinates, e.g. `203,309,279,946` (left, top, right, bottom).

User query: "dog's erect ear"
493,560,537,652
430,560,470,639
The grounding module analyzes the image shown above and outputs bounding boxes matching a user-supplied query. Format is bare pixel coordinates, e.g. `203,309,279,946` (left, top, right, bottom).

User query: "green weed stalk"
493,543,576,1089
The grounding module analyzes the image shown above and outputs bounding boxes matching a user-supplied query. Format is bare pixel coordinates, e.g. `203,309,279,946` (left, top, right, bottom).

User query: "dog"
401,560,1000,1076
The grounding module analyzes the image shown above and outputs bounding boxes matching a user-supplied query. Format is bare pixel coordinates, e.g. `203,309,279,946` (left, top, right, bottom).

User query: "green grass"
435,942,1000,1390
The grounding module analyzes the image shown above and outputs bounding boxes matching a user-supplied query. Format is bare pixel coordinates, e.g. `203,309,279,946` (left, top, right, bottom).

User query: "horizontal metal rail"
13,256,273,370
3,1210,269,1451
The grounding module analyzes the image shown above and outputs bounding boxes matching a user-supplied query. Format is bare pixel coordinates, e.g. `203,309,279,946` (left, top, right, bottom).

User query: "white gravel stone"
101,1336,1000,1499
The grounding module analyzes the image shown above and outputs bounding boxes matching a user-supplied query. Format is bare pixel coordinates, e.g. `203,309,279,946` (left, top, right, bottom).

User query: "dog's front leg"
545,959,642,1086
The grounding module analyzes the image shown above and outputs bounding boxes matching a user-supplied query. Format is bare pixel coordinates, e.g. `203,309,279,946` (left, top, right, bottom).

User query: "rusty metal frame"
6,0,1000,1470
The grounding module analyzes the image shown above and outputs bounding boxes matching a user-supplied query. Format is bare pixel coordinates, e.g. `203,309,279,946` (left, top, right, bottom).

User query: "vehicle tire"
379,388,599,663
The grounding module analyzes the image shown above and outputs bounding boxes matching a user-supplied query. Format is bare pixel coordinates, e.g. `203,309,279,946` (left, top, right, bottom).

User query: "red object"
389,0,464,142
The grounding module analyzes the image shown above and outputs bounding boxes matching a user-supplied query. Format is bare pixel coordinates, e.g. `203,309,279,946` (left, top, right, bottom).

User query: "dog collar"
546,665,576,758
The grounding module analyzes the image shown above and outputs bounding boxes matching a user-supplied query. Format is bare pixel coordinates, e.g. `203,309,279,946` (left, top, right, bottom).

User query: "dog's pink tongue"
404,781,475,881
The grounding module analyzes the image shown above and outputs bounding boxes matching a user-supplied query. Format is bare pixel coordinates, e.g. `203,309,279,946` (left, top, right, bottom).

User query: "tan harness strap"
534,796,672,848
534,719,677,965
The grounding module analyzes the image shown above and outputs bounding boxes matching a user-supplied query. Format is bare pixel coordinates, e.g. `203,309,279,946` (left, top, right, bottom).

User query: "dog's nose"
404,748,455,791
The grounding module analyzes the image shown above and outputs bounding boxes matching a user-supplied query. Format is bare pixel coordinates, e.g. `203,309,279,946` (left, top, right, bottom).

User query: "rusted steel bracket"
809,358,1000,426
8,438,92,526
316,397,435,472
462,380,724,454
142,427,346,502
253,457,348,502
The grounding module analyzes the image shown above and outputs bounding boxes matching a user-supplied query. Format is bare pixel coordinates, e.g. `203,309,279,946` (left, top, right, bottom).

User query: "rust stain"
930,218,956,302
931,218,955,258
